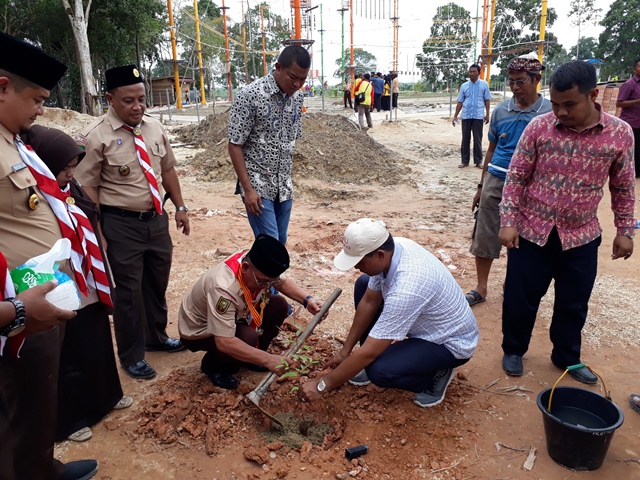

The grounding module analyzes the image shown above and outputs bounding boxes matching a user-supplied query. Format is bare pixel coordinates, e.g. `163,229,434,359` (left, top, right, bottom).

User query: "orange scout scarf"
224,251,268,331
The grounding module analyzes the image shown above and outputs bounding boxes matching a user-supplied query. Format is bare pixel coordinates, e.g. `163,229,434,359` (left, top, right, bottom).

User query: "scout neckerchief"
224,251,267,330
14,136,113,307
0,251,24,357
120,124,163,214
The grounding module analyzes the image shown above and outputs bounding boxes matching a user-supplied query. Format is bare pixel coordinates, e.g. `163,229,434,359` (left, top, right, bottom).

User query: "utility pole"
193,0,207,104
167,0,182,108
260,5,267,77
220,0,232,101
242,1,248,84
338,1,348,79
319,4,325,112
391,0,399,72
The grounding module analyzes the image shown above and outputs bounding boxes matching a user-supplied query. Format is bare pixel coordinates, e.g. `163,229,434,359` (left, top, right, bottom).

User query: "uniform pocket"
7,169,38,218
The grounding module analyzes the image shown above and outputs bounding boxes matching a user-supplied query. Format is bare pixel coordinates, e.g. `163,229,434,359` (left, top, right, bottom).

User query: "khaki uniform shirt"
74,107,177,211
0,124,62,269
179,252,261,340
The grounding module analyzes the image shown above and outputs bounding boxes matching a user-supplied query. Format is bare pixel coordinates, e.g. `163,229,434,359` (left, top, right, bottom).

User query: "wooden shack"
149,76,195,106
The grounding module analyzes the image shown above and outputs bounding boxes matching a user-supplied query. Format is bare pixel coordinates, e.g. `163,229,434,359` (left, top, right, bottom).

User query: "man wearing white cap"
298,219,479,408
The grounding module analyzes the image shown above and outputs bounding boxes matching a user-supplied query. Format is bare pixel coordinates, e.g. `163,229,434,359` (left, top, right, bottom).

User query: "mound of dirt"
39,107,96,135
175,111,414,187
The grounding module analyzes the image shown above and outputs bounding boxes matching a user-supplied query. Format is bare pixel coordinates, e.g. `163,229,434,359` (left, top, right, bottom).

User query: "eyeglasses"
249,265,279,288
508,78,530,87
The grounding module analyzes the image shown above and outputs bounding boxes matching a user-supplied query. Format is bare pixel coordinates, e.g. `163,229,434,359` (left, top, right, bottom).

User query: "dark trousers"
181,295,288,375
0,328,65,480
353,275,469,393
56,302,123,440
392,93,398,108
501,229,601,367
461,119,484,165
373,93,382,112
633,128,640,178
101,210,173,366
343,91,352,108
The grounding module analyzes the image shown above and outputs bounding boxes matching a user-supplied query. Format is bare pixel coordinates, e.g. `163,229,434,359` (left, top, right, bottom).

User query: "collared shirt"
487,95,552,180
0,123,62,269
500,106,636,250
367,238,479,360
457,79,492,120
371,76,384,95
617,75,640,128
75,107,177,211
228,71,304,202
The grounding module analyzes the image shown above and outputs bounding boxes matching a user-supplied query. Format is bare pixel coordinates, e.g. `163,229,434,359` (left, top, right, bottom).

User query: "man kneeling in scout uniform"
178,234,322,389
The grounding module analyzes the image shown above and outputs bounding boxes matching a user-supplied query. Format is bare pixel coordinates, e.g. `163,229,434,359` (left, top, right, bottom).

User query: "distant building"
149,76,195,106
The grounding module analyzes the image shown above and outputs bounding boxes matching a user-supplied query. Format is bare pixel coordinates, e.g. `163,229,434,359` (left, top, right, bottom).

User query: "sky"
221,0,615,83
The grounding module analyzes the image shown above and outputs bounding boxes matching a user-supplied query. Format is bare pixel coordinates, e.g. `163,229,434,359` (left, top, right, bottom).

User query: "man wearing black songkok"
178,234,322,389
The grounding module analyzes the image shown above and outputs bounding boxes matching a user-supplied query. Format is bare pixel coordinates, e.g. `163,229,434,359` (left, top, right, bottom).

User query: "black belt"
100,205,158,220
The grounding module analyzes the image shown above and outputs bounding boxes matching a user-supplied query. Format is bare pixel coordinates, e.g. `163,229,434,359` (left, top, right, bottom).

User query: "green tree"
568,0,601,60
334,48,377,78
596,0,640,78
568,36,598,61
416,2,474,88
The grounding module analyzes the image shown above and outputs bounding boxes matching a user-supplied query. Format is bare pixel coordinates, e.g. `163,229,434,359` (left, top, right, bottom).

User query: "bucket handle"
546,363,610,412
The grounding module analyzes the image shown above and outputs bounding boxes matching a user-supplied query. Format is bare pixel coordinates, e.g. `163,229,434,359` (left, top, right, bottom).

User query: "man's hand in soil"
298,380,322,403
611,235,634,260
244,189,263,216
267,353,288,374
325,347,350,369
499,227,519,249
19,281,77,334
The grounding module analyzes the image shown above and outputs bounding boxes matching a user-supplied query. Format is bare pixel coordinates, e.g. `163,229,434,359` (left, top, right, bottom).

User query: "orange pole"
193,0,207,104
260,5,267,76
480,0,488,79
485,0,496,85
350,0,354,94
293,0,302,40
167,0,182,108
221,0,232,101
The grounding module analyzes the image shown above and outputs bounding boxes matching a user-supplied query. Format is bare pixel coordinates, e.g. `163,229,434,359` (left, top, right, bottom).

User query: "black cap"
248,234,290,278
105,65,144,91
22,125,85,177
0,32,67,90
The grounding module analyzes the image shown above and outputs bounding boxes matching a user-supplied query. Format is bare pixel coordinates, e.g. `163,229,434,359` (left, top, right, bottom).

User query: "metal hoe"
246,288,342,426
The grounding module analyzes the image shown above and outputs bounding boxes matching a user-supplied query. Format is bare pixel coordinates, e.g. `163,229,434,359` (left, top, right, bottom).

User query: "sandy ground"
46,98,640,480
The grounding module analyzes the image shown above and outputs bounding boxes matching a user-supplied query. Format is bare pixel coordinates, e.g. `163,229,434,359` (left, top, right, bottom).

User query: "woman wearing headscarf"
22,125,132,442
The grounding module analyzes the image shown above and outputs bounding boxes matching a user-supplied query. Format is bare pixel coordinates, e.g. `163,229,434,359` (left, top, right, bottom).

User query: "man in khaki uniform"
0,31,98,480
75,65,190,380
179,234,322,389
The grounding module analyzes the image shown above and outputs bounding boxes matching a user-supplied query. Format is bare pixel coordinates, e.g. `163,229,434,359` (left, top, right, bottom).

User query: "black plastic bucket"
537,386,624,471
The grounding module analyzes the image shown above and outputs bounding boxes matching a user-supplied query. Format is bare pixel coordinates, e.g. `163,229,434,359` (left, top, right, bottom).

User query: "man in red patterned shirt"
498,61,636,384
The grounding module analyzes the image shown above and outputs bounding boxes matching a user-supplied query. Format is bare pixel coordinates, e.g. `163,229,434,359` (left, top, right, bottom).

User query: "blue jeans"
244,197,292,245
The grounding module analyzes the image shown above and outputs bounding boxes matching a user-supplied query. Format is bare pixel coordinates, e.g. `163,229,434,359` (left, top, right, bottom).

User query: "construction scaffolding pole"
293,0,302,41
480,0,488,80
391,0,399,72
350,0,354,90
260,5,267,77
221,0,232,101
167,0,182,108
338,3,347,77
193,0,207,104
485,0,496,86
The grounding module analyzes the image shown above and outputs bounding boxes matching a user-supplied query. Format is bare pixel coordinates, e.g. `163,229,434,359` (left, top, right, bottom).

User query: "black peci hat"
248,234,290,278
105,65,144,91
0,32,67,90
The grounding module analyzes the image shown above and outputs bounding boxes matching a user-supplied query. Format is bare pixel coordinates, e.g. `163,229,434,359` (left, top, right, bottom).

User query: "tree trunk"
62,0,101,116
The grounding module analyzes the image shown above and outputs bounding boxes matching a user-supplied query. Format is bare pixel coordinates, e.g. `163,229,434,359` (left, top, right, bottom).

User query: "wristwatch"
176,205,189,212
317,378,327,393
0,298,27,337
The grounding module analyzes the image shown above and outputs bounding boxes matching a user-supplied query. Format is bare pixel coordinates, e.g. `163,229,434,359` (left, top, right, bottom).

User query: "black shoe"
208,372,240,389
552,360,598,385
502,354,523,376
145,338,185,353
122,359,157,379
58,459,98,480
241,362,269,372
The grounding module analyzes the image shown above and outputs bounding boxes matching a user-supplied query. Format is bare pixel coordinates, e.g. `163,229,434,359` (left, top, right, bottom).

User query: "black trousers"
56,302,123,440
343,91,352,108
392,93,398,108
633,128,640,178
181,294,288,375
101,210,173,366
501,229,601,367
0,328,65,480
461,119,484,165
373,93,382,112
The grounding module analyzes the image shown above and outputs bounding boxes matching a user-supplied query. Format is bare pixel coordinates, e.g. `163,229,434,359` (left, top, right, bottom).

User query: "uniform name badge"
119,165,130,176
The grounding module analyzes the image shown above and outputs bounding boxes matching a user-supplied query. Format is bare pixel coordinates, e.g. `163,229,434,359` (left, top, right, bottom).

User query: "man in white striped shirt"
299,219,479,408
